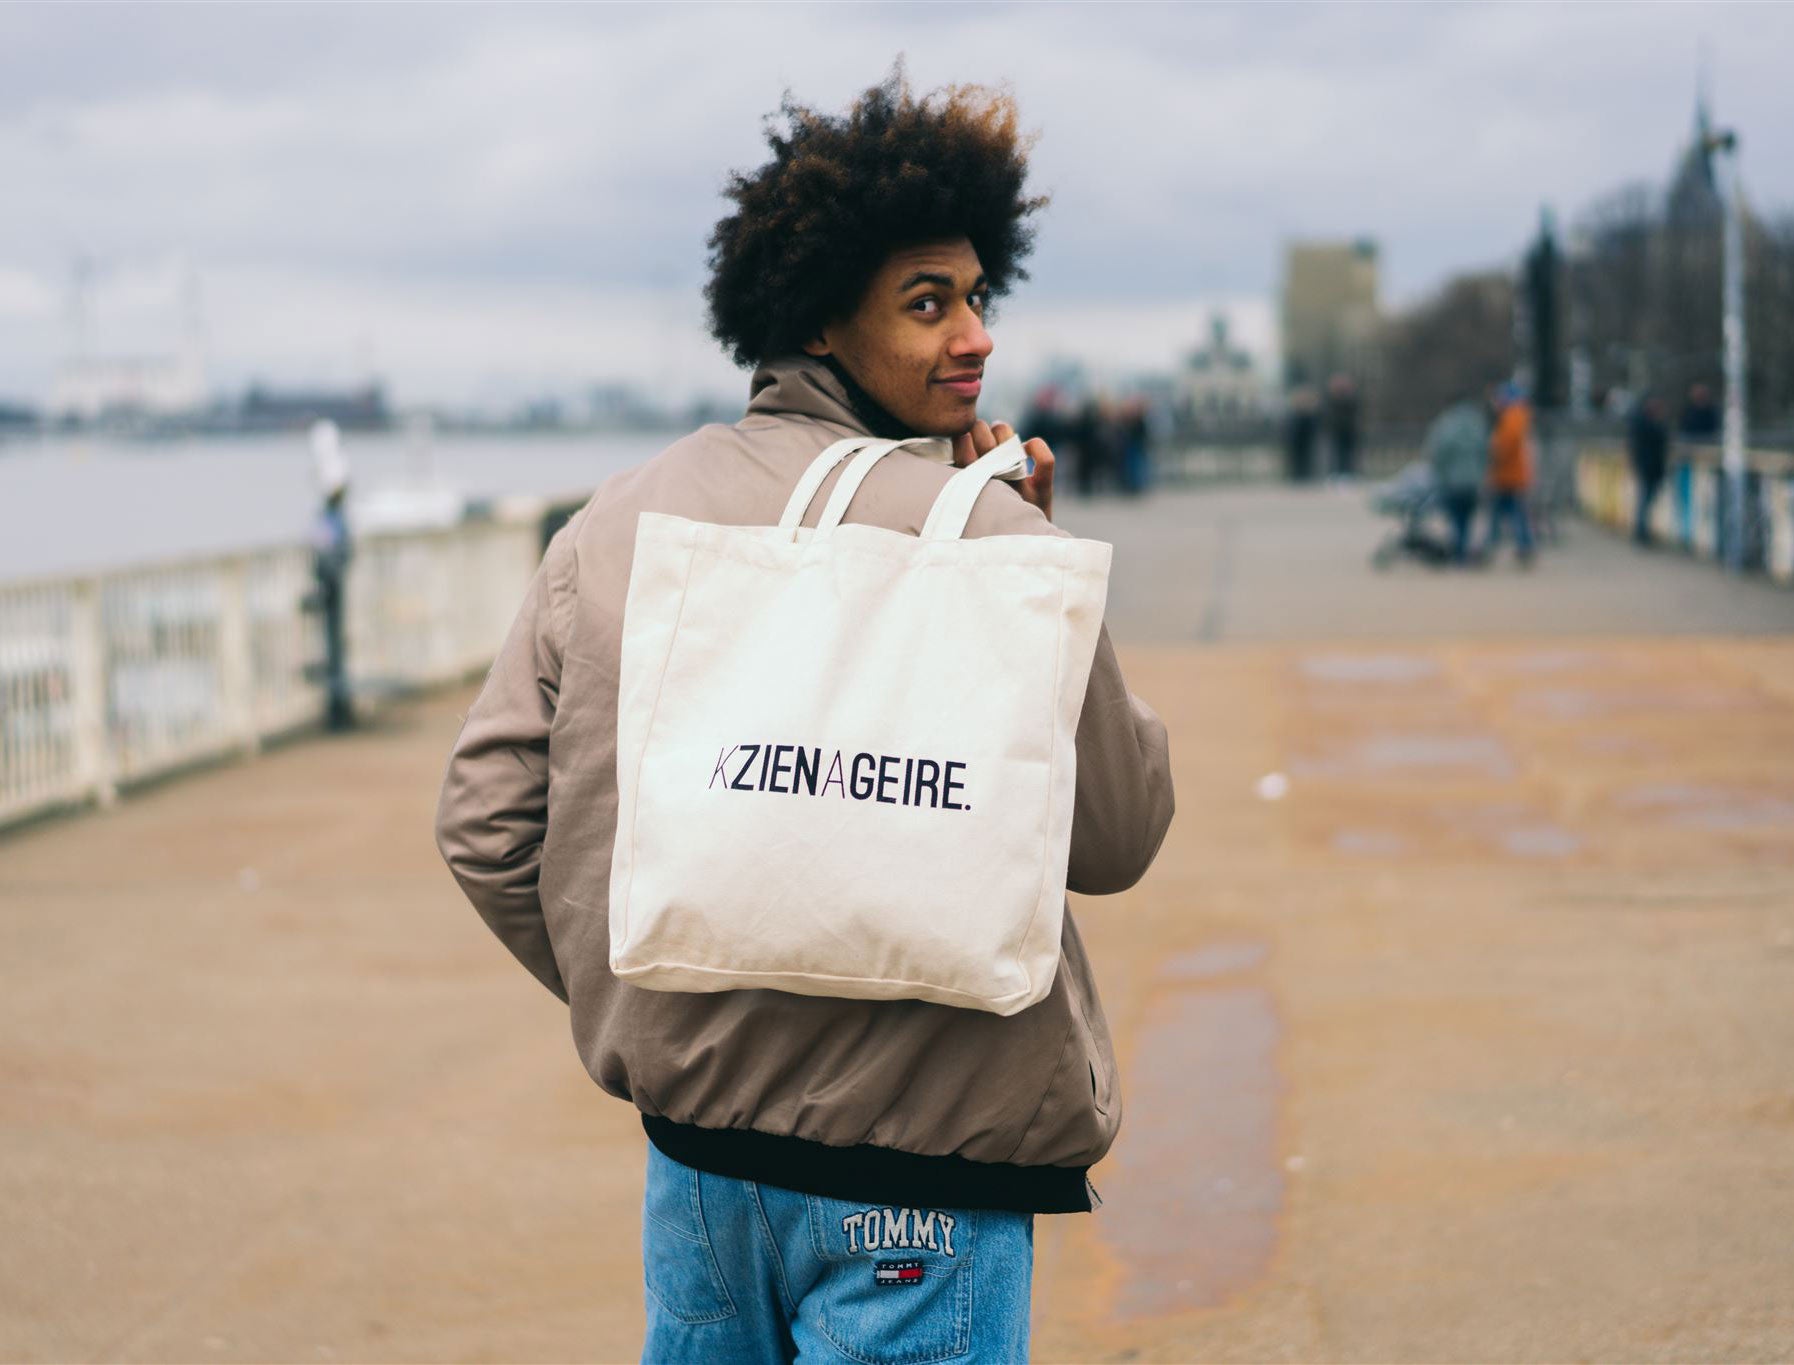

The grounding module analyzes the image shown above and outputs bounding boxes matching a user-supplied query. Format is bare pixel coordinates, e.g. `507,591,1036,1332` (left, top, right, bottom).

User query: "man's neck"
820,355,912,440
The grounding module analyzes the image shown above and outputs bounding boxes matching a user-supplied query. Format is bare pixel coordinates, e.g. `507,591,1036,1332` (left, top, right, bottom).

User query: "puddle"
1291,733,1515,780
1499,825,1582,858
1105,982,1283,1319
1618,783,1718,808
1161,940,1270,980
1299,653,1440,684
1669,802,1794,832
1617,783,1794,831
1578,734,1653,757
1492,649,1610,675
1517,685,1766,720
1331,828,1409,856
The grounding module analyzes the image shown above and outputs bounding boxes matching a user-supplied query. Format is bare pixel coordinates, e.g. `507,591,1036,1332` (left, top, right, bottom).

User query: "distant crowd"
1021,387,1160,497
1415,380,1723,569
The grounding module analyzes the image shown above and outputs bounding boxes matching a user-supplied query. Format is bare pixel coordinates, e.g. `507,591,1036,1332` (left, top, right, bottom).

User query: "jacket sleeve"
433,522,579,1003
1065,625,1176,895
961,481,1176,897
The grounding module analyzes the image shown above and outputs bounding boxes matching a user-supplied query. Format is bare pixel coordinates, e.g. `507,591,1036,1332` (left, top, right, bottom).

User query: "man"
1680,381,1721,443
1482,383,1537,567
1424,391,1489,565
307,419,354,732
434,71,1174,1363
1285,383,1320,484
1628,393,1671,546
1324,372,1360,482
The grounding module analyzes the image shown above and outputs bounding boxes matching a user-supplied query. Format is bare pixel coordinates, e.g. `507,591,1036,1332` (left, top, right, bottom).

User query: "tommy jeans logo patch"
841,1207,957,1257
710,744,972,812
875,1259,925,1287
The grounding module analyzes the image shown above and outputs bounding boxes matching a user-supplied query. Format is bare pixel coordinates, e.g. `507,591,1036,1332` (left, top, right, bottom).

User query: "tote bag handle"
920,437,1030,541
777,436,948,539
777,433,1028,543
776,437,881,535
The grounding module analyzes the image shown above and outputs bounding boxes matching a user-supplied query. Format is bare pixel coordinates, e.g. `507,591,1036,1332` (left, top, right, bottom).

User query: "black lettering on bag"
822,751,847,798
943,760,968,811
769,743,794,794
913,758,941,808
715,742,968,812
849,753,876,801
710,745,739,790
731,745,760,791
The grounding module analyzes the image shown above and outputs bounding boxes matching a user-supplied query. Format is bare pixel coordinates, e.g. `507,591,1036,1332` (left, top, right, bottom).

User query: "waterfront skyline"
4,2,1792,409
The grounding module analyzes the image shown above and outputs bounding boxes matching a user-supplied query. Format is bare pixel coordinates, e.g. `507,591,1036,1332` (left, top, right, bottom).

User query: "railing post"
69,578,115,809
218,555,259,757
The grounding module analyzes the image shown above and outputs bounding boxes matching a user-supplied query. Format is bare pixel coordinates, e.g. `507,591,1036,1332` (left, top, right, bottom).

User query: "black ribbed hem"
641,1114,1094,1215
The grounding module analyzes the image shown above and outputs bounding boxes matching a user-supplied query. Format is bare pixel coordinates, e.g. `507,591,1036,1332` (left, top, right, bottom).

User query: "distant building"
48,254,210,423
1665,92,1723,229
241,383,390,431
49,352,208,421
1180,313,1268,418
0,399,38,431
1280,239,1380,388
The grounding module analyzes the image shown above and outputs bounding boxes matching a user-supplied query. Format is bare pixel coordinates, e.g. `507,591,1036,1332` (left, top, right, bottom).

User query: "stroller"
1369,460,1456,569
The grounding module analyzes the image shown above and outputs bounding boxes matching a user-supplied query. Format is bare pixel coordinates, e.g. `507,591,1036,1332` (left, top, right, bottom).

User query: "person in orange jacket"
1482,383,1536,565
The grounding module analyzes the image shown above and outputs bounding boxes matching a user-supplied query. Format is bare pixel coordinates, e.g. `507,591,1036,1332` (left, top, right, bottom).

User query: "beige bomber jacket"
434,356,1174,1204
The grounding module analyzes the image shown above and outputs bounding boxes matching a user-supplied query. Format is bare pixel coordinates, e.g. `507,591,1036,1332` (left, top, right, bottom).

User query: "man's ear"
801,326,832,358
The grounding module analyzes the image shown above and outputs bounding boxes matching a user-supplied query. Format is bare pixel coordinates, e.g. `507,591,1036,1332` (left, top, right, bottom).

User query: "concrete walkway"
3,489,1792,1362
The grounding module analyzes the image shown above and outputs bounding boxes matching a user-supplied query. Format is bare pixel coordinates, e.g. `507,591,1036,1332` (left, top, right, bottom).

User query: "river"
0,429,671,583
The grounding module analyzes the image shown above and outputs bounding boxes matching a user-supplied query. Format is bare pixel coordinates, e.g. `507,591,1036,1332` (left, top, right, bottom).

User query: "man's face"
804,238,994,437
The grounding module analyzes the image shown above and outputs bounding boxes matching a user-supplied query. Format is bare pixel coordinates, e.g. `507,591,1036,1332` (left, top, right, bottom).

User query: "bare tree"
1374,272,1515,426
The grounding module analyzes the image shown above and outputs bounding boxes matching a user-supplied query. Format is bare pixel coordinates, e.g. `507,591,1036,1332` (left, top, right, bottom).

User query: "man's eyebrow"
896,271,988,292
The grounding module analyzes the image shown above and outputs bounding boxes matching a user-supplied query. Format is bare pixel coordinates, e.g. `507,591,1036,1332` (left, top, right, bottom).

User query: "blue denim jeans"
1483,489,1535,558
640,1142,1034,1363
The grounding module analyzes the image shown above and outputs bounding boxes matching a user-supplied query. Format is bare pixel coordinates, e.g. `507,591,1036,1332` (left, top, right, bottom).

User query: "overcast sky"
4,2,1792,410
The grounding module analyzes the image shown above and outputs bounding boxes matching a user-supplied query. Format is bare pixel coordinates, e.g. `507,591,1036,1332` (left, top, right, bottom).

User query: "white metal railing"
1576,442,1794,585
0,503,551,830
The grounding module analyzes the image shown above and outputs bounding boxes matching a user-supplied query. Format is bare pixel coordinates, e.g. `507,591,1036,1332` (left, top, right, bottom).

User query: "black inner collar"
820,354,913,440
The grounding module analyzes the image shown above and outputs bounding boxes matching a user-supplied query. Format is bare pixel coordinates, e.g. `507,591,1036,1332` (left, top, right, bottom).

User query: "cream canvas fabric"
608,434,1113,1016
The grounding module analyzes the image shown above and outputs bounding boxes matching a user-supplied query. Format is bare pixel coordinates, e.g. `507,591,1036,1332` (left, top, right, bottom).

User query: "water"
0,429,670,583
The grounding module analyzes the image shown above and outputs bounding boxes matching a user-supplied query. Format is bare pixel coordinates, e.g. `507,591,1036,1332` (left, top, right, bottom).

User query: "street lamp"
1703,127,1746,572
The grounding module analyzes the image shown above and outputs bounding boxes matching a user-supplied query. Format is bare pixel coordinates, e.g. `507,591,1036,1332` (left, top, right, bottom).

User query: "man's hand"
951,420,1056,523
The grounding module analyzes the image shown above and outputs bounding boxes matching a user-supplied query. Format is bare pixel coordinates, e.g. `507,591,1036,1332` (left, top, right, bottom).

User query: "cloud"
2,1,1792,405
0,267,55,318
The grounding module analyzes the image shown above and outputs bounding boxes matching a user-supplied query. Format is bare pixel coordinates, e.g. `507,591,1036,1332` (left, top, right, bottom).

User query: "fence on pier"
0,500,564,830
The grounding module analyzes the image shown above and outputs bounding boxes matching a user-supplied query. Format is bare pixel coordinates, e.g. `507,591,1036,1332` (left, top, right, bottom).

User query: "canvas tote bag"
608,433,1111,1016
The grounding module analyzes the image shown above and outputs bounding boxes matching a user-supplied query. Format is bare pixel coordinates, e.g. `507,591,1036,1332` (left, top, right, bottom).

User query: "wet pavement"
3,487,1792,1361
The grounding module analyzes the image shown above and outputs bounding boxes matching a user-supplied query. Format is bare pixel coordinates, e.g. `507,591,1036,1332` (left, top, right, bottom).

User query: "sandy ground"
3,488,1792,1363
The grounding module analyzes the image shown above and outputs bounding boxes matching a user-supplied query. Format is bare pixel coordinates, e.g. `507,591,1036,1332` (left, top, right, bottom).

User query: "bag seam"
615,539,700,950
1011,566,1069,1002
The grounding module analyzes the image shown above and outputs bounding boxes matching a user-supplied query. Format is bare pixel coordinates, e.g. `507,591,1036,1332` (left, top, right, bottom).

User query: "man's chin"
894,395,977,439
933,405,980,440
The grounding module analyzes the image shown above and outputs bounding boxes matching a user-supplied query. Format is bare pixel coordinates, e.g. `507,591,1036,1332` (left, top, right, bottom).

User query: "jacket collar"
746,355,954,465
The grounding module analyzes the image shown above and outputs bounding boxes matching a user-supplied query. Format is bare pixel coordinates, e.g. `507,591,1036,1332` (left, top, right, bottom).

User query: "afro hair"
705,65,1047,369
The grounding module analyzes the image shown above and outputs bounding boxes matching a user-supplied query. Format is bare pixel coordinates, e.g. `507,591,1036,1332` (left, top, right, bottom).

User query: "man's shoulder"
570,411,857,539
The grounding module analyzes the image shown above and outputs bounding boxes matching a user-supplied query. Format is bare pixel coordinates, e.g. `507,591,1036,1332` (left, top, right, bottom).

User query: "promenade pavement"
3,486,1792,1362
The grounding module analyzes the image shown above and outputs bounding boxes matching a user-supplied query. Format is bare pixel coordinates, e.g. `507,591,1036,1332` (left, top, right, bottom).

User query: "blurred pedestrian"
1324,373,1360,482
1069,395,1102,496
1423,391,1489,565
308,419,354,731
1627,394,1671,547
1020,384,1069,464
1285,385,1320,483
1119,395,1151,496
1481,384,1536,567
1679,382,1720,443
